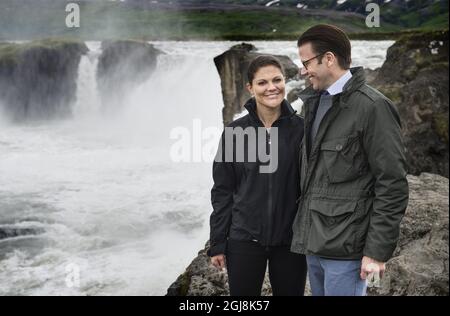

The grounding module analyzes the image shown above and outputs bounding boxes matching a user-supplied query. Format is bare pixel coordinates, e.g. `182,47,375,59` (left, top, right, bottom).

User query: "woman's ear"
246,83,253,96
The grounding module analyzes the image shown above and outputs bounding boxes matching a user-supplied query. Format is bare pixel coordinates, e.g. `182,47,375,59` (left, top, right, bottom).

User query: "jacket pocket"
307,198,363,257
320,134,367,184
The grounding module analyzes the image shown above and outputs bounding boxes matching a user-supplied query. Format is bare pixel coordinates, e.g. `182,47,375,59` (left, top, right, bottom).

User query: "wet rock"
287,87,302,104
364,67,379,84
372,30,449,177
368,173,449,296
0,226,45,240
0,39,88,121
166,240,279,296
214,43,298,126
97,40,163,107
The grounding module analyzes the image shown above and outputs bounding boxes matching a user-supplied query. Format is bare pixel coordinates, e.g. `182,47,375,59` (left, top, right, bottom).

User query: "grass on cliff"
0,39,87,65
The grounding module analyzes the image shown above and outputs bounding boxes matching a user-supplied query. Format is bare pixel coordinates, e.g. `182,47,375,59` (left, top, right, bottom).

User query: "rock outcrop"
368,173,449,296
0,39,88,121
167,173,448,296
0,226,45,240
166,240,279,296
97,40,163,107
214,43,298,126
371,30,449,178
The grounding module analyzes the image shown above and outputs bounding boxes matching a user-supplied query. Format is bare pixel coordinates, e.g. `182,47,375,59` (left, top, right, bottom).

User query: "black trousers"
226,239,307,296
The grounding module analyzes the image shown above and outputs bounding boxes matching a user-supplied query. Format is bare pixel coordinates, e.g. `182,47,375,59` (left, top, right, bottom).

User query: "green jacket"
290,67,409,262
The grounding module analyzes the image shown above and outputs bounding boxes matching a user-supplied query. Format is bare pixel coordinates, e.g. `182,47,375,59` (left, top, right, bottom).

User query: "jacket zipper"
266,128,273,246
247,102,297,246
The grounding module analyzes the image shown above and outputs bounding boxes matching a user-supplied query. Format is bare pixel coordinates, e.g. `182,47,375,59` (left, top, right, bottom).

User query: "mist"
0,0,197,41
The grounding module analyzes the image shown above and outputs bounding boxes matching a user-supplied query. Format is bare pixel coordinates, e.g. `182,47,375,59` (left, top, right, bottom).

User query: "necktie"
310,90,332,144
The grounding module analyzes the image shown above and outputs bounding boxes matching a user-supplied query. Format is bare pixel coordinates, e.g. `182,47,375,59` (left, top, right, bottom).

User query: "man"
290,24,409,296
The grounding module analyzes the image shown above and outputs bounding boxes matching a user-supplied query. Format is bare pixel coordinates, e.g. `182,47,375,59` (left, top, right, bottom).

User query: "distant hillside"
127,0,448,28
0,0,447,40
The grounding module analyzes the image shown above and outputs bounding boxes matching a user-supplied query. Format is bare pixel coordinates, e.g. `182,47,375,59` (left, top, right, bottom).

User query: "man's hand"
360,256,385,280
211,254,226,271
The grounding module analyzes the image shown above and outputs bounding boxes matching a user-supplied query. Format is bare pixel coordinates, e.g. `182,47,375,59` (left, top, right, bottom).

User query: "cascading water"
72,42,102,119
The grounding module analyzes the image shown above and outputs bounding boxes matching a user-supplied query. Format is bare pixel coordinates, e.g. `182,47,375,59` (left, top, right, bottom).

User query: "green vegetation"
396,29,449,45
378,85,403,104
0,0,447,41
433,113,449,144
0,39,87,65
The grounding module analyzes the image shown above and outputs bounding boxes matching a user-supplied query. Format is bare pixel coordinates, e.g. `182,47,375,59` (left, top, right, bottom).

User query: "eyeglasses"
301,52,326,70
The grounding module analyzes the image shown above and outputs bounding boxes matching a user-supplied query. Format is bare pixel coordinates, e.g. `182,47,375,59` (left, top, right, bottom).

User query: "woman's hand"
211,254,226,271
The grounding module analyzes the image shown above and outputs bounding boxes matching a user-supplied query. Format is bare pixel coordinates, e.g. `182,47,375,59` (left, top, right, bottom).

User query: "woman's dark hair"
247,55,285,84
297,24,351,69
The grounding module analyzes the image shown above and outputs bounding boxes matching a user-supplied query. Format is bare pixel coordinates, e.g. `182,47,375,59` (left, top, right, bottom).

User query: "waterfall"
72,44,102,119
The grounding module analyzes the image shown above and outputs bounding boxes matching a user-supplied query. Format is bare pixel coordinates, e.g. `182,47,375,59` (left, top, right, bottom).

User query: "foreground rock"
97,40,163,107
371,30,449,177
167,173,448,296
0,39,88,121
368,173,449,296
214,43,298,126
166,239,282,296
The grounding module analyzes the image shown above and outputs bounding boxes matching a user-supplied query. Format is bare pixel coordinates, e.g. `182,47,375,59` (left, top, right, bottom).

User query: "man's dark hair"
297,24,351,69
247,55,285,84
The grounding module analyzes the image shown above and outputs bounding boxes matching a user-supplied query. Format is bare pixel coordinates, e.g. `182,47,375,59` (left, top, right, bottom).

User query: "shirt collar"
326,70,352,96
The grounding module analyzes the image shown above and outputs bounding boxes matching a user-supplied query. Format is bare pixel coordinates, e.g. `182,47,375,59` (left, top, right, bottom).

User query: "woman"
207,55,307,296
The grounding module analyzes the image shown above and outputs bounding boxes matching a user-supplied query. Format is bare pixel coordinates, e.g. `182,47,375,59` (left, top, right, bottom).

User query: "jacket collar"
298,66,366,104
243,97,296,125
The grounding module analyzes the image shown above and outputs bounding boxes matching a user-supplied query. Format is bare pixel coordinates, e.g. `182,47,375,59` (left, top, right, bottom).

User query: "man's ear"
327,52,336,67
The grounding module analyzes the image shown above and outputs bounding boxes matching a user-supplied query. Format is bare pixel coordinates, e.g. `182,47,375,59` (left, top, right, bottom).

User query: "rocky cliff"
97,40,162,107
368,173,449,296
214,43,298,126
0,39,163,120
371,30,449,178
167,173,448,296
0,39,88,121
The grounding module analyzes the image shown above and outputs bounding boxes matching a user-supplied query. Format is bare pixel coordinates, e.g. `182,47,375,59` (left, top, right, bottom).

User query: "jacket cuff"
363,244,396,263
207,241,227,257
